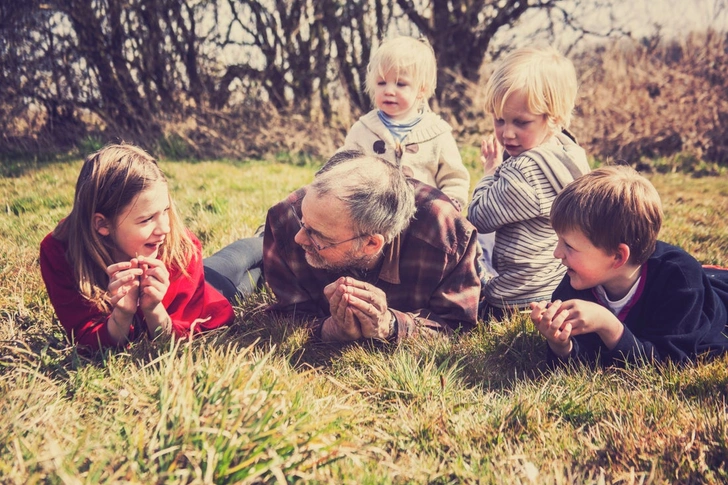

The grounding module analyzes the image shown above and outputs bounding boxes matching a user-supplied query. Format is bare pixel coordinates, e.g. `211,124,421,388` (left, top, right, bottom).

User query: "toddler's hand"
480,135,503,176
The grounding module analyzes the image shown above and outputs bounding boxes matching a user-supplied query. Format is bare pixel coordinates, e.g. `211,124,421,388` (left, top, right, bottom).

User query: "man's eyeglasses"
289,203,364,251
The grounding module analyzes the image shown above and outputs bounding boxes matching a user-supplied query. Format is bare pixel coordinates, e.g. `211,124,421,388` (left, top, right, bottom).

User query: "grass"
1,156,727,483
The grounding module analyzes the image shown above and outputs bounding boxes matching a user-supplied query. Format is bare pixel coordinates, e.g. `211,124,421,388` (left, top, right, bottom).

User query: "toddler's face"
373,70,422,121
493,90,551,157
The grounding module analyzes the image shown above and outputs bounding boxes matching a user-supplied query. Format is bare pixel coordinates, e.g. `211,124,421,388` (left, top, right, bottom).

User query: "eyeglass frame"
289,202,366,251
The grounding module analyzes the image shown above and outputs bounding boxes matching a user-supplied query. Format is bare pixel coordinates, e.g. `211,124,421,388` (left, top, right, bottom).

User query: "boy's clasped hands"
530,299,625,358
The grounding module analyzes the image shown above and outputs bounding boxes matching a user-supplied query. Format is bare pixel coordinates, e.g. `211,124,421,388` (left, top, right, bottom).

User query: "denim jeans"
203,236,264,301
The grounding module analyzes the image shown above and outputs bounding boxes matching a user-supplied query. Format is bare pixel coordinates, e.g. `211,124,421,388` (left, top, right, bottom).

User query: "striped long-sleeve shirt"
467,133,590,309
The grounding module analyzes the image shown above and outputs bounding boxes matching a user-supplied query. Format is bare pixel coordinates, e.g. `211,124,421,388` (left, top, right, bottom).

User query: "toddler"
339,36,470,210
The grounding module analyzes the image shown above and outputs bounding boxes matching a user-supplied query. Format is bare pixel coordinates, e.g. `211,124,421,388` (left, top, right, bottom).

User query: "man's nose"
293,226,308,246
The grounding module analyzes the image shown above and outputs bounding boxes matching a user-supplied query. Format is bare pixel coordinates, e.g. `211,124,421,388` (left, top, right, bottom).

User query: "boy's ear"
93,213,111,236
613,243,631,269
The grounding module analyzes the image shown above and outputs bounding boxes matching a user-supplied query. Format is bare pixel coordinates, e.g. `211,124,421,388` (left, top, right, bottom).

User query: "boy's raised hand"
481,135,503,176
530,300,572,357
531,299,626,356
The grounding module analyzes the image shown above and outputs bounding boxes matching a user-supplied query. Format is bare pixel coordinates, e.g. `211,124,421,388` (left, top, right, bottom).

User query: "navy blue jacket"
548,241,728,367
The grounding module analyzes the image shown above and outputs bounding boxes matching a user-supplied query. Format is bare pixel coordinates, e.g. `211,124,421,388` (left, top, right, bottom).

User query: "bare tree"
1,0,638,155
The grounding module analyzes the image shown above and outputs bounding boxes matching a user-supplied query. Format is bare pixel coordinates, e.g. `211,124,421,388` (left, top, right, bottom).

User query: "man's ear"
613,243,631,269
93,213,111,236
361,234,385,255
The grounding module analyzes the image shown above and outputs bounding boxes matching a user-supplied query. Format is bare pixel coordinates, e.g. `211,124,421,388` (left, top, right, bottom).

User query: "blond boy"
531,166,728,366
467,47,590,319
339,36,470,210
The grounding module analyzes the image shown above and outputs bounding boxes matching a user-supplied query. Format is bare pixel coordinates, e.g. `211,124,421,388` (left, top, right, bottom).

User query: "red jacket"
40,230,234,350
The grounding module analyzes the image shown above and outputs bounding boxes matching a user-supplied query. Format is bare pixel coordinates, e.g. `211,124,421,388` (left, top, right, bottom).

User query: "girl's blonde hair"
53,144,194,312
483,46,578,133
365,36,437,102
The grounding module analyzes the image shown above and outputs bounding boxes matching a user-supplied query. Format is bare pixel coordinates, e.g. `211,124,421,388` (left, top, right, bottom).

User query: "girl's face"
493,90,552,157
373,69,423,121
95,181,171,262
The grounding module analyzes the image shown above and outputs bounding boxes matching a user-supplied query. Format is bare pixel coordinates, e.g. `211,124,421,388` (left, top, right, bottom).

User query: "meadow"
1,153,727,484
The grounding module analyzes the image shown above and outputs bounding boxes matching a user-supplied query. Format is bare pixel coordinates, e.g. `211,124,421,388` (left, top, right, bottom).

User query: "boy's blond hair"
365,36,437,101
484,46,578,133
551,165,663,265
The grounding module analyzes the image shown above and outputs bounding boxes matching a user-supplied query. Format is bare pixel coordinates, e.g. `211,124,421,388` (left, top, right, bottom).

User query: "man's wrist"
320,316,348,342
319,316,334,341
386,310,397,340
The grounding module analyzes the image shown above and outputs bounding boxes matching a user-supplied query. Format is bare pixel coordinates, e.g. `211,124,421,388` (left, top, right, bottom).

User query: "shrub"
572,30,728,166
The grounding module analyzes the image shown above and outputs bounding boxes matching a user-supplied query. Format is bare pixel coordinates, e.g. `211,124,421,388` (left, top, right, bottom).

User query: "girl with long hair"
40,144,234,350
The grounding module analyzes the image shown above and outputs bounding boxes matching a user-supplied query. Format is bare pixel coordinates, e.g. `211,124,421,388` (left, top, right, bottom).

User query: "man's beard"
301,244,378,272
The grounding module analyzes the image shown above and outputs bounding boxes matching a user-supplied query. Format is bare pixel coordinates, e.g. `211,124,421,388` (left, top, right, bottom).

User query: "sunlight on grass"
1,157,727,482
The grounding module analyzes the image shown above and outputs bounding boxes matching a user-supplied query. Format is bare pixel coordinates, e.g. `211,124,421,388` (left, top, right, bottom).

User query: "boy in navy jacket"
530,165,728,367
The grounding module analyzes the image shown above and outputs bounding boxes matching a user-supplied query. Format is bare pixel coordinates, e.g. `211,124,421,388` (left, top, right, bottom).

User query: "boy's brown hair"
551,165,663,265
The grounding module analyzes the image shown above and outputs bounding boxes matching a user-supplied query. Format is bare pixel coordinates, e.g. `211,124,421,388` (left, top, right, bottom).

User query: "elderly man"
262,150,482,342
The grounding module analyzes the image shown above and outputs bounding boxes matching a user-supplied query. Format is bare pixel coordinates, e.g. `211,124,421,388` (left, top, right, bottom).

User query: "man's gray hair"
312,151,416,243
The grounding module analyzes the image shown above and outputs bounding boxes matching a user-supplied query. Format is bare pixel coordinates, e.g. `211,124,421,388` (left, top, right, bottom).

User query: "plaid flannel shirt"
262,180,481,341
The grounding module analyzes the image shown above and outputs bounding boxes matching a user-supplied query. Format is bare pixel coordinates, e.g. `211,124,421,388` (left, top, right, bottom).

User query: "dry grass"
572,30,728,166
1,158,727,483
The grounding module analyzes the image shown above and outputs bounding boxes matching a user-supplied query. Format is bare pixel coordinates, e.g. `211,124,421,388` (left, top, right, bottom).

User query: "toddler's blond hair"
365,36,437,102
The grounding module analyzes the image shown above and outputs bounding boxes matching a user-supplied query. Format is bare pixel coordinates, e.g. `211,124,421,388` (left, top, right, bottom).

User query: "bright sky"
487,0,728,56
217,0,727,67
623,0,727,37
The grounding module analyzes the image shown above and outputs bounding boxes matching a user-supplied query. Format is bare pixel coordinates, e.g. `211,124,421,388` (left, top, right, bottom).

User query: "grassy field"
1,154,728,484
